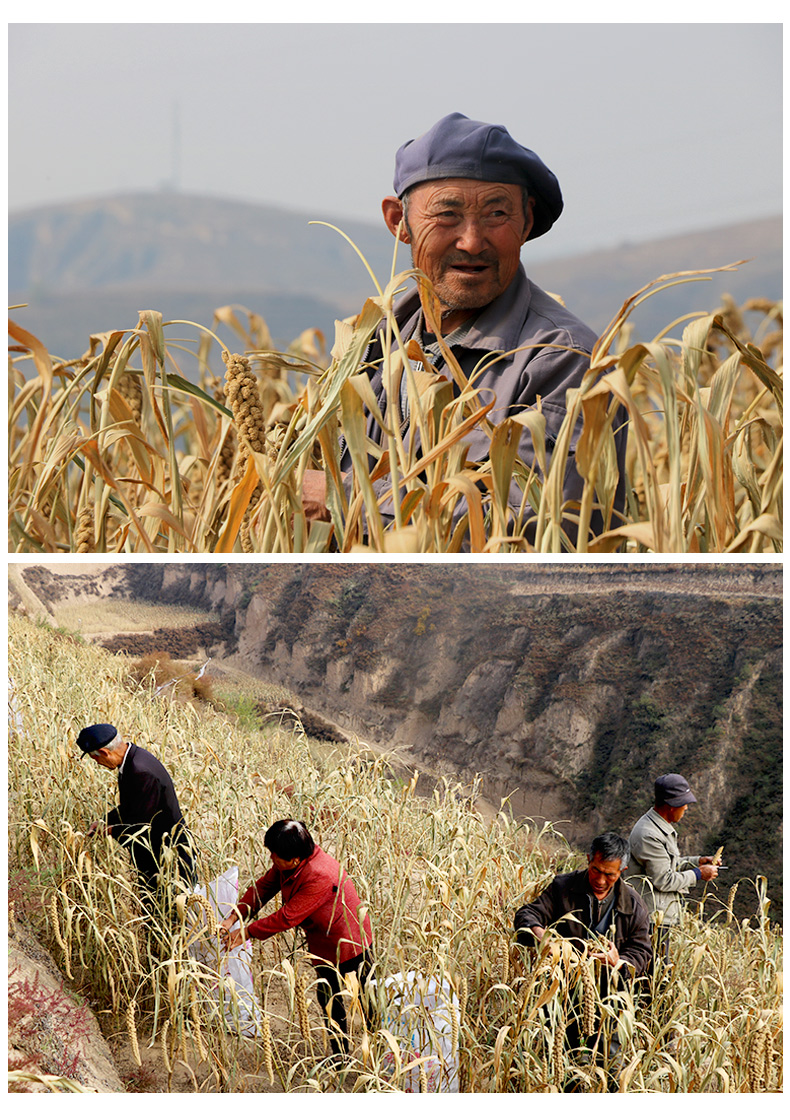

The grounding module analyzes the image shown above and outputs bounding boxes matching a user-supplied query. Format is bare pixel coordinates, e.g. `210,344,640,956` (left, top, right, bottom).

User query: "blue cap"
77,723,118,754
393,112,563,240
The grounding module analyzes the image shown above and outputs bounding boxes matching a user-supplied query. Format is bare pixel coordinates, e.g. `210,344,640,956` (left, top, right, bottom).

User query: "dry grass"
8,613,783,1092
53,601,220,638
8,245,782,553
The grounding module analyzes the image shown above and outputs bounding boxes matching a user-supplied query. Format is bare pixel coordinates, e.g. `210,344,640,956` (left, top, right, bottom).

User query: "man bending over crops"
302,112,627,544
514,833,651,1084
627,774,721,969
78,722,196,910
220,819,374,1059
514,832,652,982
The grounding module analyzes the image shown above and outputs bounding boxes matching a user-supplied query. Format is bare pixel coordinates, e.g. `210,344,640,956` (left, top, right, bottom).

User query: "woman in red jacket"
219,819,374,1055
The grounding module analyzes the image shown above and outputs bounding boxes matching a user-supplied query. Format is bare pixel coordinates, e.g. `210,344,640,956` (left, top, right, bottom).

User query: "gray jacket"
627,807,701,926
340,265,626,542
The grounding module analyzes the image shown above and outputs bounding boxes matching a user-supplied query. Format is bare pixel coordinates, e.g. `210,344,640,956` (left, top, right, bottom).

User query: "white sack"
188,866,262,1038
371,970,460,1092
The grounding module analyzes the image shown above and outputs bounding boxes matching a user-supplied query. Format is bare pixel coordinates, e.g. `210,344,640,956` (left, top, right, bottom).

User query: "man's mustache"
441,252,499,268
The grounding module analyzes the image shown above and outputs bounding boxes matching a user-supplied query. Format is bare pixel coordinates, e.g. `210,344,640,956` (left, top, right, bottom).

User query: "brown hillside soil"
9,893,368,1093
8,918,125,1093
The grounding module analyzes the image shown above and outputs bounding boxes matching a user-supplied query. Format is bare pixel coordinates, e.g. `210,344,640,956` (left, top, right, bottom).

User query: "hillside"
8,581,785,1094
532,216,782,342
8,192,396,302
9,191,781,357
8,192,395,355
10,561,783,919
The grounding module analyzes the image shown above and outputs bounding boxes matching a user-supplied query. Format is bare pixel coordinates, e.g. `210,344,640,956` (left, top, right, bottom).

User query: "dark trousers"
314,949,375,1054
561,1006,623,1093
135,828,198,921
645,924,673,1019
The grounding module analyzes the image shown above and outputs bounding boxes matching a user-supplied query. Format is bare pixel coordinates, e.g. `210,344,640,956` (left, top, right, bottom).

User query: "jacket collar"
392,265,532,354
612,876,638,916
118,740,135,777
646,805,677,839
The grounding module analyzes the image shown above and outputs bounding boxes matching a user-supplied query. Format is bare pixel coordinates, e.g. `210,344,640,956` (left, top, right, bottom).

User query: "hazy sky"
8,20,783,262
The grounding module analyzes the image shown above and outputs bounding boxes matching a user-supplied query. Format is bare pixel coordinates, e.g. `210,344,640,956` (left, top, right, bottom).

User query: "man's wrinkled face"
586,854,624,900
384,179,533,330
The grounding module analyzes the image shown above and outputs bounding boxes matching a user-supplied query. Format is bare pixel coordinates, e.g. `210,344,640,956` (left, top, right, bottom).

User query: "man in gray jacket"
628,773,720,966
302,113,627,542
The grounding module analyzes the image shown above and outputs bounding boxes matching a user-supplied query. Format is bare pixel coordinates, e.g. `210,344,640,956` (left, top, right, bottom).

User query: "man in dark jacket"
514,832,652,981
78,723,196,907
514,833,651,1087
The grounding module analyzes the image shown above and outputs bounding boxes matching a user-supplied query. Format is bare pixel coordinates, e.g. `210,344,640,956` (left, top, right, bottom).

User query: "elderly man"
303,112,626,543
514,832,652,981
78,722,196,907
514,833,651,1085
627,773,720,967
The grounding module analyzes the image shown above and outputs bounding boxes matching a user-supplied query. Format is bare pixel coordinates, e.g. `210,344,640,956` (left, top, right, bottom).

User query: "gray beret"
393,112,563,240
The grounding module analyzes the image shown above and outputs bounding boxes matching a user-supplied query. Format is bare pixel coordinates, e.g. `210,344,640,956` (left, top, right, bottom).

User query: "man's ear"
522,196,535,244
382,196,409,242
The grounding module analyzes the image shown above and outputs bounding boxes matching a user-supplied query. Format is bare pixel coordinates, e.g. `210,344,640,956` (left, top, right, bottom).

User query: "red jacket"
236,845,373,966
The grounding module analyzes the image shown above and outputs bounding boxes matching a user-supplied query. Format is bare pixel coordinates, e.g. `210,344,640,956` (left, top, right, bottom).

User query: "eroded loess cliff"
220,565,782,914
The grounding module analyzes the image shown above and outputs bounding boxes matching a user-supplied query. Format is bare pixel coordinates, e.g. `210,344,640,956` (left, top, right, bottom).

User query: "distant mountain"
9,191,395,301
9,191,781,359
9,191,397,355
530,216,782,343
